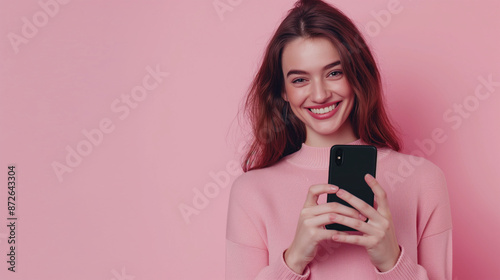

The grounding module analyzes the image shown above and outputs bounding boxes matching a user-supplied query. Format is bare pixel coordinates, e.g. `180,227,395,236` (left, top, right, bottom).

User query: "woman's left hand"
330,174,401,272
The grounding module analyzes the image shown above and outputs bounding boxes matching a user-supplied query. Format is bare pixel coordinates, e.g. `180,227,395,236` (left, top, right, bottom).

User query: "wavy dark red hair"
242,0,400,172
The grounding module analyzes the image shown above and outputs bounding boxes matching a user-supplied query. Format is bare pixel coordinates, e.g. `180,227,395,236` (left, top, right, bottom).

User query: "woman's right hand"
283,184,367,274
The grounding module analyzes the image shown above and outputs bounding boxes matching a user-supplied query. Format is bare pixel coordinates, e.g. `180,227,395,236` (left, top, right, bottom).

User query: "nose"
310,79,331,103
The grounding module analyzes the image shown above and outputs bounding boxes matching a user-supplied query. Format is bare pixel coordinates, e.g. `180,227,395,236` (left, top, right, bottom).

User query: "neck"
304,133,358,147
304,120,357,147
286,138,365,169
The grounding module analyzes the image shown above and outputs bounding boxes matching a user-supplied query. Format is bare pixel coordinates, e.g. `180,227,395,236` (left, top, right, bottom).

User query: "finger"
335,188,381,222
306,202,367,221
316,228,348,243
329,213,378,236
364,174,391,217
304,184,338,208
332,232,372,247
317,228,349,242
302,213,346,229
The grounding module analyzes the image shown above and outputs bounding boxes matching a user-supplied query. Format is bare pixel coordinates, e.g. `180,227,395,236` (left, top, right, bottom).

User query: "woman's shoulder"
229,158,295,199
381,148,447,187
388,148,443,171
232,159,288,187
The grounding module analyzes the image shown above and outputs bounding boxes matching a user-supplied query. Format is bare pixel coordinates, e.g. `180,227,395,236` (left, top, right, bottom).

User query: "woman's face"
281,36,357,147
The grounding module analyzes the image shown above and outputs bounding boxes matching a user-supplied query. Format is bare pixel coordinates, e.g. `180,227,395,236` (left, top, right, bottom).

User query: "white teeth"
310,103,339,114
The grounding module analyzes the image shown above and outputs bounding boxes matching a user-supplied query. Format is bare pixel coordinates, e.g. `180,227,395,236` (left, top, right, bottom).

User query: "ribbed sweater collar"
286,139,390,169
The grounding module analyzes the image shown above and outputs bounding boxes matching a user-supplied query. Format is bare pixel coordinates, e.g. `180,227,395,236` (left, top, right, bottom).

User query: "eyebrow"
285,60,341,78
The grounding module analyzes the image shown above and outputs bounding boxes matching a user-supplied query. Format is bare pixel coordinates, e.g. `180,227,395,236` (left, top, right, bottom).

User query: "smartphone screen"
325,145,377,231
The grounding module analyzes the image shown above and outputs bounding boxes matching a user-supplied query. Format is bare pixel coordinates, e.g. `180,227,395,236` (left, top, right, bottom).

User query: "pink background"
1,0,499,279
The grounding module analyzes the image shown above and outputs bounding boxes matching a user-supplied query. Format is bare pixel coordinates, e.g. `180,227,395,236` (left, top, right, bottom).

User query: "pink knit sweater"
226,139,452,279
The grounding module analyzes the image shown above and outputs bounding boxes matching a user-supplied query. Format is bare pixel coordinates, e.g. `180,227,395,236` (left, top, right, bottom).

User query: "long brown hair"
242,0,400,172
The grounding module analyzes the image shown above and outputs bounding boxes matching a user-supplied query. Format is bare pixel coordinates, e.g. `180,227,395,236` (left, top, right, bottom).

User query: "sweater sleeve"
375,160,453,280
373,229,452,280
225,175,310,280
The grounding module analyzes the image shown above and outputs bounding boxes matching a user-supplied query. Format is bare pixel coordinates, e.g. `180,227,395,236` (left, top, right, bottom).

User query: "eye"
292,78,306,84
328,70,343,78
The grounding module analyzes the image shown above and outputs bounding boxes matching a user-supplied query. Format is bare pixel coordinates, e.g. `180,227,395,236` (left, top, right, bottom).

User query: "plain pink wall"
1,0,499,279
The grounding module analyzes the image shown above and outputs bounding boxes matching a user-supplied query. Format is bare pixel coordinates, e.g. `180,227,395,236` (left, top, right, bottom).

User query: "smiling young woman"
281,37,357,147
226,0,452,279
239,1,400,173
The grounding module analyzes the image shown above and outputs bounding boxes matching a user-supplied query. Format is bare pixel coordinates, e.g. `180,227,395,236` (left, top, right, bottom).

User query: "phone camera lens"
335,148,343,166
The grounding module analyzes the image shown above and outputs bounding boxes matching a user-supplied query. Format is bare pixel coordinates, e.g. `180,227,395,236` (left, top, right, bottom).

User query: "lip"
306,101,340,110
306,101,341,120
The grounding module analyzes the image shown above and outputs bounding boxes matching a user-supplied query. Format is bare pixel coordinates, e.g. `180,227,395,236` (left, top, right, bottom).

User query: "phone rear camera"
335,148,344,166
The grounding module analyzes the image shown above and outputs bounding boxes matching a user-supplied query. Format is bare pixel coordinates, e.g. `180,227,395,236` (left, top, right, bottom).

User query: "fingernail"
337,189,345,196
329,214,337,221
359,214,367,221
365,174,374,181
330,186,338,191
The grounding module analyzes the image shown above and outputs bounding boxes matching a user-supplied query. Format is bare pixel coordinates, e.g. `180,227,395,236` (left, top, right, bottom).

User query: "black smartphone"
325,145,377,231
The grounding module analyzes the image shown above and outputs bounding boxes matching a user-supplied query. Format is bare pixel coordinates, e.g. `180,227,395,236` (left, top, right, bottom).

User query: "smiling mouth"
308,101,341,114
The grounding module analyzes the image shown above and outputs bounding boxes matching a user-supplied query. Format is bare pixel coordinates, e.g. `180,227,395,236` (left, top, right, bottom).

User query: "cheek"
285,88,305,105
288,101,304,117
335,80,354,98
345,96,356,118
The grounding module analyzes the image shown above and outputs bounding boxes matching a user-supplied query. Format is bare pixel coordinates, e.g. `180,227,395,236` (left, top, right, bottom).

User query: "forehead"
281,37,341,72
